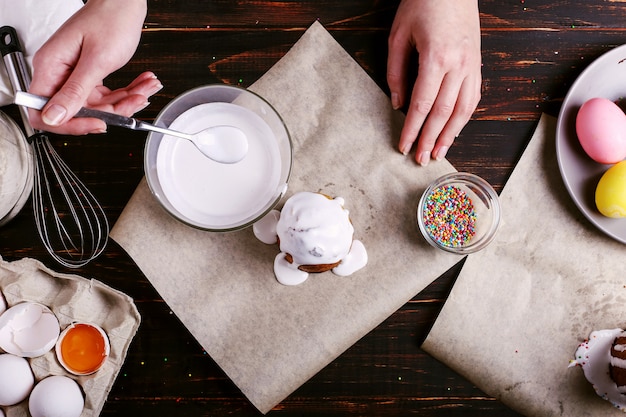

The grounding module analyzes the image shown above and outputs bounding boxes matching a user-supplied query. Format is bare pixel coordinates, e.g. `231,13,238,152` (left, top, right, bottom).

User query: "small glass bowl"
417,172,501,254
144,84,292,232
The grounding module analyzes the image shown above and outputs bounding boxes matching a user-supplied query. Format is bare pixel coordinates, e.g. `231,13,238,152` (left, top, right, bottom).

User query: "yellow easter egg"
595,160,626,218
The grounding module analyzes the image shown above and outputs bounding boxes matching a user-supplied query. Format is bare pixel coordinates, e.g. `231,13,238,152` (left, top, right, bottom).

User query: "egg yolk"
59,324,107,374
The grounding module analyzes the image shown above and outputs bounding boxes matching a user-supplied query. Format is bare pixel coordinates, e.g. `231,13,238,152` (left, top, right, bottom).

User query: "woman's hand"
387,0,482,166
28,0,162,135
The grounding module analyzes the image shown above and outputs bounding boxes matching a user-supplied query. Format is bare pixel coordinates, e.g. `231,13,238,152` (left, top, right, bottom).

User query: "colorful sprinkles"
422,185,477,247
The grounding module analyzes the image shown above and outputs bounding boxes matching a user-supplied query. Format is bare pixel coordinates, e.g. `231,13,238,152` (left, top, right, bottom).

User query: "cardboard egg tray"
0,257,140,417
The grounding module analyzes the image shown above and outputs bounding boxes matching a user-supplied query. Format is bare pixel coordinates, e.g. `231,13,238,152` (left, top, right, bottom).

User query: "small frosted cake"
253,191,367,285
570,328,626,411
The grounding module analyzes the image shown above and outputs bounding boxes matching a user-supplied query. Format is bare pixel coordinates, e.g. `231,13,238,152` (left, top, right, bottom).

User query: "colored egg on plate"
576,98,626,164
596,160,626,218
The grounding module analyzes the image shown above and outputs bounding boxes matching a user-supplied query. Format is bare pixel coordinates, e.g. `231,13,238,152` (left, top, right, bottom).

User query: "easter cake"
570,328,626,411
253,191,367,285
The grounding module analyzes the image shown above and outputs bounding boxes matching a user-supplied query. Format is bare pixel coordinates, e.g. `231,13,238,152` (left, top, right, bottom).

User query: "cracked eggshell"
0,302,60,357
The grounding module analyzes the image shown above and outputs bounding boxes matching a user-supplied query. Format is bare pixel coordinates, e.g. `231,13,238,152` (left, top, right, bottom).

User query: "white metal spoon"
14,91,249,164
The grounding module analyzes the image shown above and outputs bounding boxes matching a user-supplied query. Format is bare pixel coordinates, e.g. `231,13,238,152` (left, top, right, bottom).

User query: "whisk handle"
1,27,39,138
0,26,22,56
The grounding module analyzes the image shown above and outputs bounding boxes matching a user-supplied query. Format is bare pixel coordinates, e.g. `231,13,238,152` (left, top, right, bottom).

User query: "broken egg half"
56,322,110,375
0,302,60,357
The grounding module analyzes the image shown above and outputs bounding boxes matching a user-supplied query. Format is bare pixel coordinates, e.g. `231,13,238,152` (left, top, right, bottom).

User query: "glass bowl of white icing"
0,110,33,227
144,84,292,231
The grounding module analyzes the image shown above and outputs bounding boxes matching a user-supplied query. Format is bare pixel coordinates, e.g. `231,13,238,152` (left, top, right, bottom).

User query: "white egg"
29,376,84,417
0,302,60,357
0,353,35,406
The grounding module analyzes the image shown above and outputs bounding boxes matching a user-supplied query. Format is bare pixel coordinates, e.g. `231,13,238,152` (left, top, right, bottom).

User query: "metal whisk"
30,135,109,268
1,25,109,268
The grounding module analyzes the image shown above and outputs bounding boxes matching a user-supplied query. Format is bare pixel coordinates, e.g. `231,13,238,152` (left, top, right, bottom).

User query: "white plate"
556,44,626,244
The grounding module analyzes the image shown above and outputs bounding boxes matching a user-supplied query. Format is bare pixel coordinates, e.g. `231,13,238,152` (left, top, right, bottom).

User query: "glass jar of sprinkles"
417,172,501,254
0,109,33,227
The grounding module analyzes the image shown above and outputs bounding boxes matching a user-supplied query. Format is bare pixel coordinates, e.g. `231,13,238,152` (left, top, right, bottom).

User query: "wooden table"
1,1,624,415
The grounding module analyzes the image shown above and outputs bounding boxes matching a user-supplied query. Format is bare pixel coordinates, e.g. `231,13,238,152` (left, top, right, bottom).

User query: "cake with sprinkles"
253,191,368,286
569,328,626,411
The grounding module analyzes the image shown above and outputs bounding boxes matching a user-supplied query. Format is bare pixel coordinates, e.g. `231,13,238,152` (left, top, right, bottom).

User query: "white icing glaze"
332,240,368,277
570,328,626,411
253,210,280,244
273,253,308,286
276,192,354,266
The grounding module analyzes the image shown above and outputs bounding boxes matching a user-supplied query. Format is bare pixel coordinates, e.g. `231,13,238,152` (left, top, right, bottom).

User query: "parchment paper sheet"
111,21,464,413
423,114,626,417
0,0,83,106
0,257,141,417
